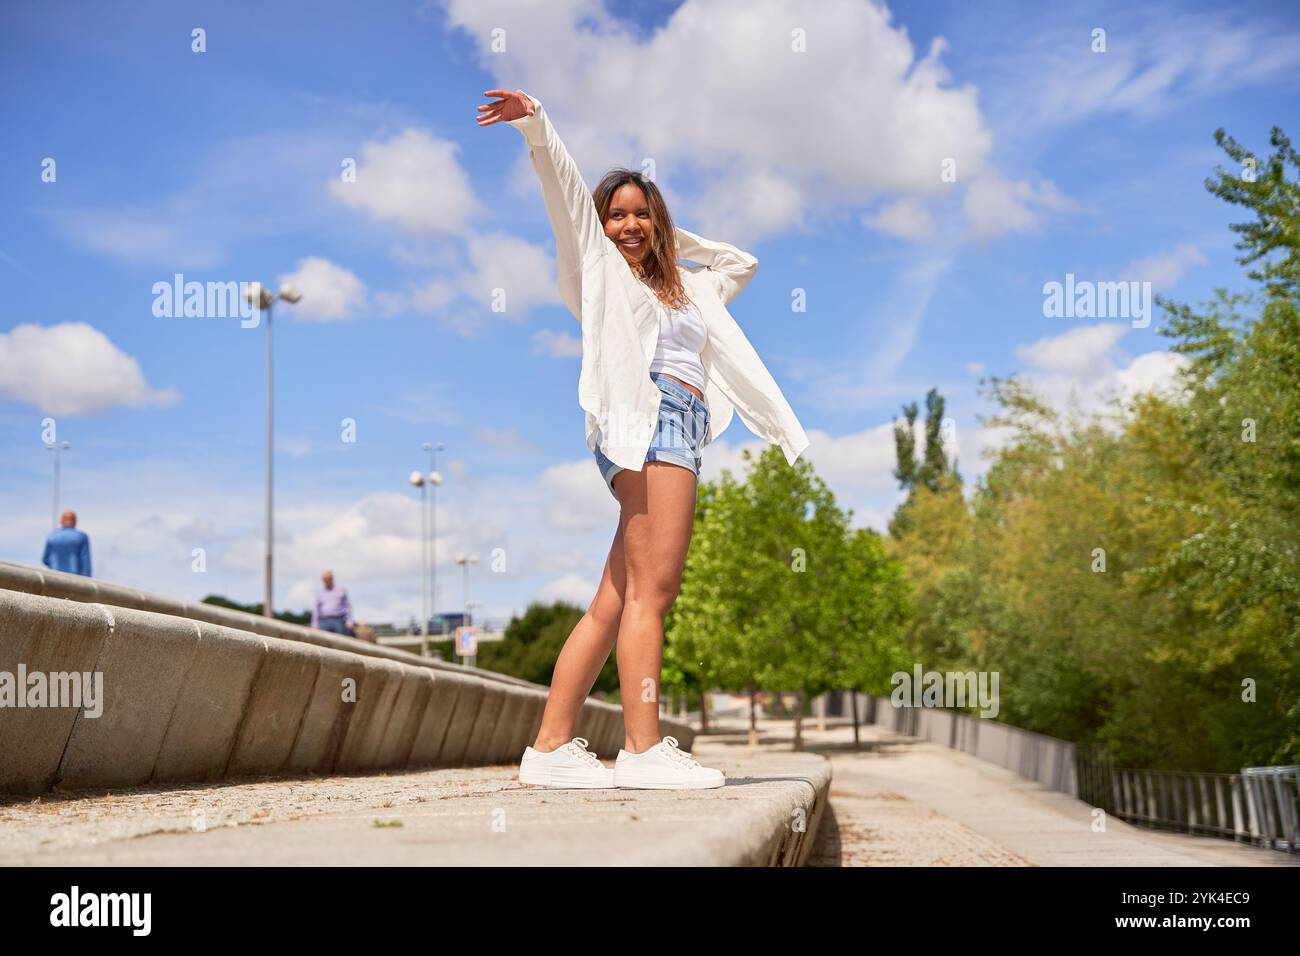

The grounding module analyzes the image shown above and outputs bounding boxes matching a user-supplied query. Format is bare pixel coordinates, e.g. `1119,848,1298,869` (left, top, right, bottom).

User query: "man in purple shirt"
311,569,354,636
43,510,92,577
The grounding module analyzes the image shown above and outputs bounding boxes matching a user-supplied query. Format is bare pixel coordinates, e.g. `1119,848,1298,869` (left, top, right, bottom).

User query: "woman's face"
604,182,654,267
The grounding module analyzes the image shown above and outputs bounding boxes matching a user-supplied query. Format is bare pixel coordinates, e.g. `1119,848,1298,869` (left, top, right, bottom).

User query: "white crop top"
648,297,708,394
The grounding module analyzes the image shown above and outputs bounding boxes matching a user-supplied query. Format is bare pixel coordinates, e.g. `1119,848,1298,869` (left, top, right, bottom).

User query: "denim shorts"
594,372,710,501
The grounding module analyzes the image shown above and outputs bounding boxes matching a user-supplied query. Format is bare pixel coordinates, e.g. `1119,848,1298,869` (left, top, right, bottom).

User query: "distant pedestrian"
42,510,92,577
311,569,354,636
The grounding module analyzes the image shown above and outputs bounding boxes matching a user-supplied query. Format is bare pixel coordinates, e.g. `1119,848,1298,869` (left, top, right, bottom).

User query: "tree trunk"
850,691,861,750
794,689,805,751
747,679,758,747
700,687,709,735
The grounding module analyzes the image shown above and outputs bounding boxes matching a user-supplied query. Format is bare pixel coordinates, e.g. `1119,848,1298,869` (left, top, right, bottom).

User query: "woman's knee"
587,585,624,631
623,581,679,620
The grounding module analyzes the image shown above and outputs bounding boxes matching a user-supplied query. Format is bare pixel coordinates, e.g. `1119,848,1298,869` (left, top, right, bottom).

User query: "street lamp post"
423,442,444,635
47,439,69,528
408,470,430,656
456,552,479,667
245,281,303,619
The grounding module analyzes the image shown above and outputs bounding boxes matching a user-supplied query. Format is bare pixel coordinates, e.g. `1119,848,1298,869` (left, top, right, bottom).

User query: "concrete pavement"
0,745,827,866
765,720,1297,867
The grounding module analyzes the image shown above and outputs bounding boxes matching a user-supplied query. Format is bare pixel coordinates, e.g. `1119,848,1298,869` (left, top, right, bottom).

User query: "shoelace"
563,737,603,768
659,735,702,770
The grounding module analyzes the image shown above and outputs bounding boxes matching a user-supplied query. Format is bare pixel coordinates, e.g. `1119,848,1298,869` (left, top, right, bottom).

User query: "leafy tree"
476,601,621,694
1205,126,1300,298
881,127,1300,769
667,445,912,750
890,388,961,538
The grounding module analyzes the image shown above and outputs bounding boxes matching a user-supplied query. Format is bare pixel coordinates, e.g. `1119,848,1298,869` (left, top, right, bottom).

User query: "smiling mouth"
620,237,645,248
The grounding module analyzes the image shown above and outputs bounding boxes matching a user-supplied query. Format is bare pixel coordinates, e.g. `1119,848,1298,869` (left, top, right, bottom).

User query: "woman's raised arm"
477,90,607,295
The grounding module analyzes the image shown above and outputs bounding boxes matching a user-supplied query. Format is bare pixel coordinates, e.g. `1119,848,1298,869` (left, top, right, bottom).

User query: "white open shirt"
507,94,810,473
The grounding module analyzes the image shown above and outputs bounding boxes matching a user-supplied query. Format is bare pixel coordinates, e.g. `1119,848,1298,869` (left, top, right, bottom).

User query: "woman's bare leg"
530,516,628,751
611,460,698,753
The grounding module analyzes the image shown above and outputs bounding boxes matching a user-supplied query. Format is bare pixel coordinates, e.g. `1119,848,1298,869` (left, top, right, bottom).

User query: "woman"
477,89,809,789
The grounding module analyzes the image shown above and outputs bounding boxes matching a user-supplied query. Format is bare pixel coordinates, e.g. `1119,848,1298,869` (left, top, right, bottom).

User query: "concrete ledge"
0,748,832,866
485,689,527,764
461,682,508,765
432,678,486,767
227,638,322,777
284,647,366,774
58,607,201,789
151,621,266,785
0,561,591,696
0,579,694,795
373,665,436,769
0,592,112,792
335,656,404,773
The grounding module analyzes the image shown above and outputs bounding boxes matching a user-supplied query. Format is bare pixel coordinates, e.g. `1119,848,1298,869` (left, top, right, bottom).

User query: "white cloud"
704,424,904,533
976,9,1300,133
279,436,315,459
47,211,227,270
865,197,936,241
1015,322,1128,377
473,426,542,457
369,383,463,427
0,441,624,626
1114,350,1189,400
45,124,389,269
535,572,602,607
327,128,481,235
1013,321,1190,413
686,167,811,248
373,232,558,332
789,422,899,497
460,232,562,316
0,323,178,416
963,173,1078,240
531,327,582,358
444,0,1019,243
278,256,367,321
697,417,1010,534
1118,243,1207,291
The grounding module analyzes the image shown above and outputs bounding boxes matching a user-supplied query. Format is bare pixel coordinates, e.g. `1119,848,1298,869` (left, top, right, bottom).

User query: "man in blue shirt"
43,510,92,577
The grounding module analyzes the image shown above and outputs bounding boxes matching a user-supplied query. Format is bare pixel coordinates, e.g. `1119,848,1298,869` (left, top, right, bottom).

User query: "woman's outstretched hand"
476,89,534,127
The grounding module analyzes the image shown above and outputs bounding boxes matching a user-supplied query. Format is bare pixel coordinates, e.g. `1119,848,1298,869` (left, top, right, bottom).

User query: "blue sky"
2,0,1297,625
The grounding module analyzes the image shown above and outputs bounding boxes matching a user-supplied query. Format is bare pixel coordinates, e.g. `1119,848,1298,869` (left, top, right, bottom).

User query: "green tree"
475,601,621,695
890,388,961,538
668,446,912,750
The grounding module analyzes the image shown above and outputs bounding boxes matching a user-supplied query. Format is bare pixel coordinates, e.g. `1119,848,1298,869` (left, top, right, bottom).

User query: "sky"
2,0,1298,627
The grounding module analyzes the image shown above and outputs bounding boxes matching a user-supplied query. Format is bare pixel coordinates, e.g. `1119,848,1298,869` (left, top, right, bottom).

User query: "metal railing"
1077,748,1299,853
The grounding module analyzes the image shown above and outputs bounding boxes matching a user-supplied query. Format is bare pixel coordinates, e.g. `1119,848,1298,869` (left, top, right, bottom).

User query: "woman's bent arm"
674,226,758,305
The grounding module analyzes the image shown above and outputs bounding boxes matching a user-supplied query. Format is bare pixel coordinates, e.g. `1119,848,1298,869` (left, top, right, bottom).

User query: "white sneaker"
518,736,615,789
614,735,725,790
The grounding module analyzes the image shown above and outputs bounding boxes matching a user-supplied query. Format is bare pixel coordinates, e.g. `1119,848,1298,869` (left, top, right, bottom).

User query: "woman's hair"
593,168,692,311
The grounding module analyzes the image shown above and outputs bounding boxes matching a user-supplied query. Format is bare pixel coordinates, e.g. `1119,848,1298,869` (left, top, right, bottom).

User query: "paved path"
700,719,1296,867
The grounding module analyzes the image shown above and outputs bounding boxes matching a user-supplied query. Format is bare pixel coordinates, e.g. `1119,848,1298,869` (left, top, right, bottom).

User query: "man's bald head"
321,569,334,588
60,510,77,527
